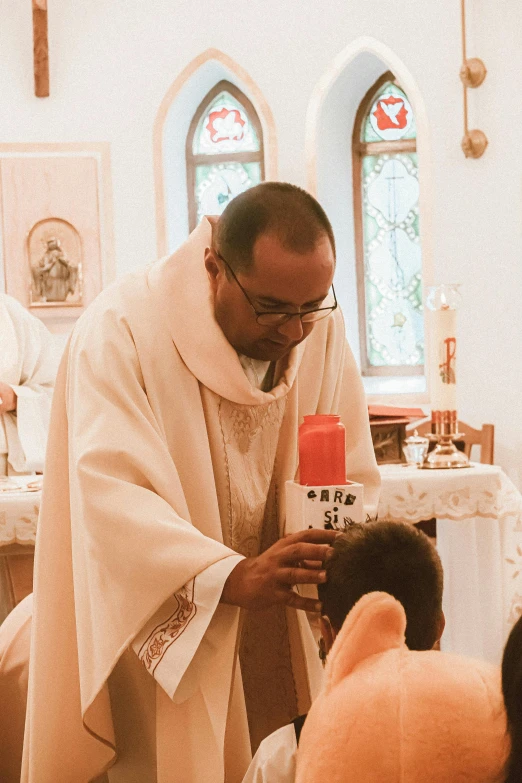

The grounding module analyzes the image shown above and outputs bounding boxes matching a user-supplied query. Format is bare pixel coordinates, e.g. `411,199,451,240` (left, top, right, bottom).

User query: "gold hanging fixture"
460,0,487,158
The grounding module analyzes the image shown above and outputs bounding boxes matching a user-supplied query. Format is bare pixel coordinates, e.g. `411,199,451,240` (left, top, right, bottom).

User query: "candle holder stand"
423,411,470,469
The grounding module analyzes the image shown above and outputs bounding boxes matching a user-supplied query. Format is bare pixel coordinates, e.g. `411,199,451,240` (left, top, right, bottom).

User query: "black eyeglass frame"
214,250,338,325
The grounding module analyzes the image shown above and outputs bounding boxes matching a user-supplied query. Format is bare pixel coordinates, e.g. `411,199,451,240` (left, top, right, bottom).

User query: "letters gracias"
305,487,357,532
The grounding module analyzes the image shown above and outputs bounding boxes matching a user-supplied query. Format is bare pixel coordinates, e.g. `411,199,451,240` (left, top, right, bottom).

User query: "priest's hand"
220,528,338,612
0,382,17,414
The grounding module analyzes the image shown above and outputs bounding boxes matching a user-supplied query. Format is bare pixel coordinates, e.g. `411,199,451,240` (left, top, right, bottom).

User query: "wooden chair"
409,421,494,540
411,420,495,464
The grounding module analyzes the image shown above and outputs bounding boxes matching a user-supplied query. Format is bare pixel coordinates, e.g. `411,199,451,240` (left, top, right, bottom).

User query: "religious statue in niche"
27,218,83,306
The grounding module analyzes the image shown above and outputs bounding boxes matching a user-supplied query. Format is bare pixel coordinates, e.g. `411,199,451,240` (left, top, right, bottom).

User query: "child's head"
318,521,444,651
502,613,522,783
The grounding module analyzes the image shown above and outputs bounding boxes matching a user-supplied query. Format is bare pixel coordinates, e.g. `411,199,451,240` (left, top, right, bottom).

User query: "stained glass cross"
384,162,405,224
385,162,406,286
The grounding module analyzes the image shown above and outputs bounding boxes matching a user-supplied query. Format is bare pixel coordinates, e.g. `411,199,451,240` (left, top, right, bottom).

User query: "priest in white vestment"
0,294,55,475
22,184,380,783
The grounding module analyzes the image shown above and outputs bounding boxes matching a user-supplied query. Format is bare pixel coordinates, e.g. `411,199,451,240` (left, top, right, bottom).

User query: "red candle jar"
298,414,346,486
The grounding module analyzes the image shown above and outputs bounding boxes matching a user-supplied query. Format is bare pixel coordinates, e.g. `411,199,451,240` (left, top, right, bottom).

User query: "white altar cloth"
379,463,522,664
2,465,521,664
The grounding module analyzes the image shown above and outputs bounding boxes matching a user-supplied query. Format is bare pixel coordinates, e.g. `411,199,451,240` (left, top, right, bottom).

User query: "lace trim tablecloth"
378,463,522,527
3,465,521,547
0,477,41,546
379,462,522,646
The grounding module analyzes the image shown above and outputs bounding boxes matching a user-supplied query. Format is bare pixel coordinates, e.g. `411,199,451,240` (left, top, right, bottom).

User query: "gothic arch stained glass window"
353,72,424,377
186,81,264,231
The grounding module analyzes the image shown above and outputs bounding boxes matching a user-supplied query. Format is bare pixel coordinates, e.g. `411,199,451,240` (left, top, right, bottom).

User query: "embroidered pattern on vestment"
218,397,286,557
137,581,197,674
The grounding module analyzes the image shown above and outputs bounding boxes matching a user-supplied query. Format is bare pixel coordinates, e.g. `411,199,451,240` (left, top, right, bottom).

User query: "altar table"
379,463,522,664
1,467,521,665
0,477,41,621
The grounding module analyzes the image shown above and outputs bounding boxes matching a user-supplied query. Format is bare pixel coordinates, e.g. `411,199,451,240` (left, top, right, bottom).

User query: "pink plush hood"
296,592,509,783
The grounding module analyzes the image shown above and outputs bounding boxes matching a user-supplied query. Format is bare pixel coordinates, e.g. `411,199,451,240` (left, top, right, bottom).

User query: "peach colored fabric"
296,592,509,783
22,218,379,782
0,594,32,783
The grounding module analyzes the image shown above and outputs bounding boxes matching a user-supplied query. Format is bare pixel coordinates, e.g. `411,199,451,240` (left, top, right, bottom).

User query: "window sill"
363,374,430,407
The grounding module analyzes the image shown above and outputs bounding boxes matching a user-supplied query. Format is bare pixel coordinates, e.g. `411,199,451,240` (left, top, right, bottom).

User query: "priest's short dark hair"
214,182,336,273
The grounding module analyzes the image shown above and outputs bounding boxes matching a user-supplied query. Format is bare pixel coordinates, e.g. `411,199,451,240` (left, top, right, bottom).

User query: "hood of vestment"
147,217,307,405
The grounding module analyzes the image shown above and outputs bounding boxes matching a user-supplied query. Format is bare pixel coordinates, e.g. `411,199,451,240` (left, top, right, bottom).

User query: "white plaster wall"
0,0,521,484
162,59,267,252
314,52,383,368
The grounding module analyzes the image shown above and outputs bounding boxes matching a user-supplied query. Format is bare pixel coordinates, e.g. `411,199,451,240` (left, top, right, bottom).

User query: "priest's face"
205,233,335,362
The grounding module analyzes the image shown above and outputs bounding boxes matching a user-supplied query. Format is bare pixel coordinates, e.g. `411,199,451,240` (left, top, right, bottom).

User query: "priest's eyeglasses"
215,251,337,327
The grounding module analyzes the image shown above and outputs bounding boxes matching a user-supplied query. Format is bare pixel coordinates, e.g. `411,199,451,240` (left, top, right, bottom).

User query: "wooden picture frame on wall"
0,143,114,332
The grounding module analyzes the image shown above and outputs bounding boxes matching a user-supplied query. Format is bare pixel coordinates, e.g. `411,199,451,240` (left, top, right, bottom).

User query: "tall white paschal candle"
426,285,460,431
430,306,457,412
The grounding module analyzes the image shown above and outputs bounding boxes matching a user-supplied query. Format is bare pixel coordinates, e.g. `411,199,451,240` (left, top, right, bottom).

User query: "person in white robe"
242,722,299,783
0,295,55,627
0,293,55,475
22,183,380,783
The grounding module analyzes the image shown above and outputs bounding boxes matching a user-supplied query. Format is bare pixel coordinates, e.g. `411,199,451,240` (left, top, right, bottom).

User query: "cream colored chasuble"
122,357,289,782
22,218,380,783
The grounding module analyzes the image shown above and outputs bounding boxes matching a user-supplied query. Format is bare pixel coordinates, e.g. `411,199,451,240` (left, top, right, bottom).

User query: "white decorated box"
285,479,365,536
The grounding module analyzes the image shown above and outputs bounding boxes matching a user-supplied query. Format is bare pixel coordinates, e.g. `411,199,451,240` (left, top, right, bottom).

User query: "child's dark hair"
502,614,522,782
318,521,443,651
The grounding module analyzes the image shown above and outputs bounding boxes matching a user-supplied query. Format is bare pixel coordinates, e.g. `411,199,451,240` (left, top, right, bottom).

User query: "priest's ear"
205,246,225,289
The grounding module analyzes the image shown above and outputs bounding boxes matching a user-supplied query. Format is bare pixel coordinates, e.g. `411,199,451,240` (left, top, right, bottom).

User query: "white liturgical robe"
242,723,297,783
0,294,55,474
22,218,379,783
